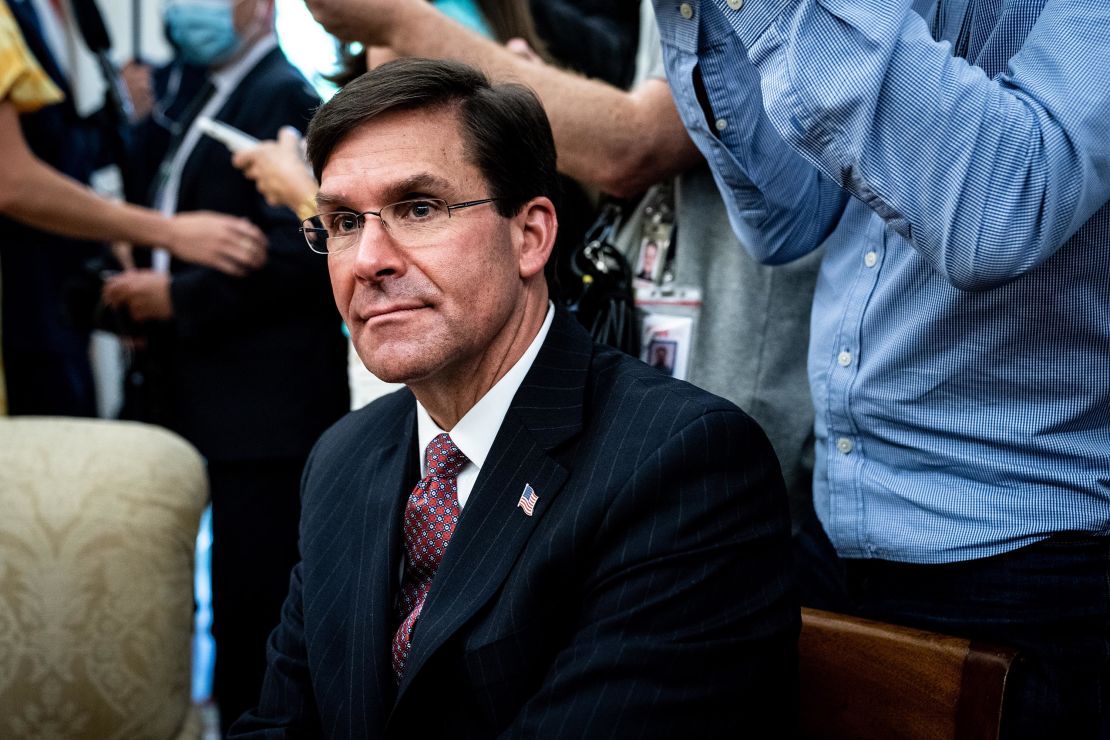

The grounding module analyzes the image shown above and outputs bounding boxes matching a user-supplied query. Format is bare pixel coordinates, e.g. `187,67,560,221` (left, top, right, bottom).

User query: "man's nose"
350,218,405,280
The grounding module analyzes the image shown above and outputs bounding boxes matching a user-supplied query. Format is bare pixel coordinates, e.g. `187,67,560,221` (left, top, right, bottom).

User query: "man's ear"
514,196,558,280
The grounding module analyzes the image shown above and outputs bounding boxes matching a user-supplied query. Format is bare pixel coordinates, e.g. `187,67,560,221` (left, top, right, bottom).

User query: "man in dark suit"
232,58,797,737
102,0,349,731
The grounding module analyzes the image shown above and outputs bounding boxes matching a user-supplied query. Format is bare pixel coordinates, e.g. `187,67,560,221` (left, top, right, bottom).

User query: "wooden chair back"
799,607,1017,740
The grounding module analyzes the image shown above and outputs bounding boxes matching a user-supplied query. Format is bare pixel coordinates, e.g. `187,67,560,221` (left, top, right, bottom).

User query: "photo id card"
636,286,702,381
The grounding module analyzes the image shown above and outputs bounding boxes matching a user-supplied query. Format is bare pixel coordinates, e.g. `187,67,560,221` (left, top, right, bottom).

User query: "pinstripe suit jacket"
233,310,798,738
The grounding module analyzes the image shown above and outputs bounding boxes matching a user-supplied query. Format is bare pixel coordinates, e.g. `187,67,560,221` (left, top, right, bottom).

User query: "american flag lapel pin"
517,483,539,516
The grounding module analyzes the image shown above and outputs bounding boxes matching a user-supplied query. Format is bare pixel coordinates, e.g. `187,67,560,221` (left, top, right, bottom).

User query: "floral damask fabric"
0,418,207,739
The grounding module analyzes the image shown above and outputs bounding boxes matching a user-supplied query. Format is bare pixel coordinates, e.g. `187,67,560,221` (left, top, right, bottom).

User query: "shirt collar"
211,32,278,93
416,302,555,475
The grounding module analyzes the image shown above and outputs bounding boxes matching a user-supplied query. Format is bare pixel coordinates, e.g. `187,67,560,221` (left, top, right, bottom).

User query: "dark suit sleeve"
229,562,322,737
504,408,799,737
170,77,328,343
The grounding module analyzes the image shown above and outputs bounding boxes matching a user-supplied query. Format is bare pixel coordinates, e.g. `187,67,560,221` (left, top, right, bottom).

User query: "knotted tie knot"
422,432,467,481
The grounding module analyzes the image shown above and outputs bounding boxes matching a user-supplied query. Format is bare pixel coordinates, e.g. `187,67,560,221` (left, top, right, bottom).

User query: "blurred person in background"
118,54,210,215
111,25,216,422
1,0,266,418
0,0,266,417
102,0,349,730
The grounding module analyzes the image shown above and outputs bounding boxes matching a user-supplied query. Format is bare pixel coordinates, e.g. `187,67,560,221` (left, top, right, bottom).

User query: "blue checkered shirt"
654,0,1110,563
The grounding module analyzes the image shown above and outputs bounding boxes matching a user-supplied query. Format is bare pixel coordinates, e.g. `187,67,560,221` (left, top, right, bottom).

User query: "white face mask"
163,0,263,67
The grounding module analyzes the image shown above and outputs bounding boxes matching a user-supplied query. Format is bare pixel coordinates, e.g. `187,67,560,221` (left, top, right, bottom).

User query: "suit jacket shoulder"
305,387,418,491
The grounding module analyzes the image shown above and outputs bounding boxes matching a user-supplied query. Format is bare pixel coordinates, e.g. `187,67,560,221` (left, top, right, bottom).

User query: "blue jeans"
796,513,1110,739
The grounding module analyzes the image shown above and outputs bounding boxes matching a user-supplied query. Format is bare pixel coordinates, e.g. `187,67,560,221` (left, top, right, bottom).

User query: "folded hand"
102,270,174,322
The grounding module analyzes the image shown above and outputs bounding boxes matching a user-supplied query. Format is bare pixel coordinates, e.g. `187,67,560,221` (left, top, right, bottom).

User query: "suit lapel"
394,311,592,700
346,403,417,719
173,48,282,210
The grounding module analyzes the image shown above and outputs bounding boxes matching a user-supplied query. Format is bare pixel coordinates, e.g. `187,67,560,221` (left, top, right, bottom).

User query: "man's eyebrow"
316,172,458,213
314,192,351,211
389,172,455,199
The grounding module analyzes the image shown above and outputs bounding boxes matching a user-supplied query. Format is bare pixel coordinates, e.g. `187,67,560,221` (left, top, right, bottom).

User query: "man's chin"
350,317,458,386
355,348,404,384
354,344,434,386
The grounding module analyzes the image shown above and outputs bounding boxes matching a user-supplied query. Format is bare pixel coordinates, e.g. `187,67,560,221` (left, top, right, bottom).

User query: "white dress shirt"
415,302,554,508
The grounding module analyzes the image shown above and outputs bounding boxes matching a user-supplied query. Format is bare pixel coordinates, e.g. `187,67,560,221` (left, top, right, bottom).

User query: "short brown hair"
306,57,560,219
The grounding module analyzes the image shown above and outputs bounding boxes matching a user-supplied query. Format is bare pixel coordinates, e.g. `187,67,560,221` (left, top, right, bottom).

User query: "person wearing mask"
102,0,349,729
0,0,265,418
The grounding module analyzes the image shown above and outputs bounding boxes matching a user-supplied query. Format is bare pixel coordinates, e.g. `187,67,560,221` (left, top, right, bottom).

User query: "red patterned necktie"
391,432,468,680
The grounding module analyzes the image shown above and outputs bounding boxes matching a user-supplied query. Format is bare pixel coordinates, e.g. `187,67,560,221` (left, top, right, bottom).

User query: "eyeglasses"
300,198,500,254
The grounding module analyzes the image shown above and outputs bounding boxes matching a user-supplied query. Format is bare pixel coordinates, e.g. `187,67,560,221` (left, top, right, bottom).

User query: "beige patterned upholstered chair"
0,417,207,739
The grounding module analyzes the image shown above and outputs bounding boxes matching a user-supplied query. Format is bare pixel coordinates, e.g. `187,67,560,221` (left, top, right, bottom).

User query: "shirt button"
715,117,728,131
680,3,693,19
727,0,744,9
837,351,852,367
836,437,854,455
864,251,878,268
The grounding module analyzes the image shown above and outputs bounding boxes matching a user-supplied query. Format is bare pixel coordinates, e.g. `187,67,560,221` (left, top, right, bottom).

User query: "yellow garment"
0,0,65,415
0,0,63,112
